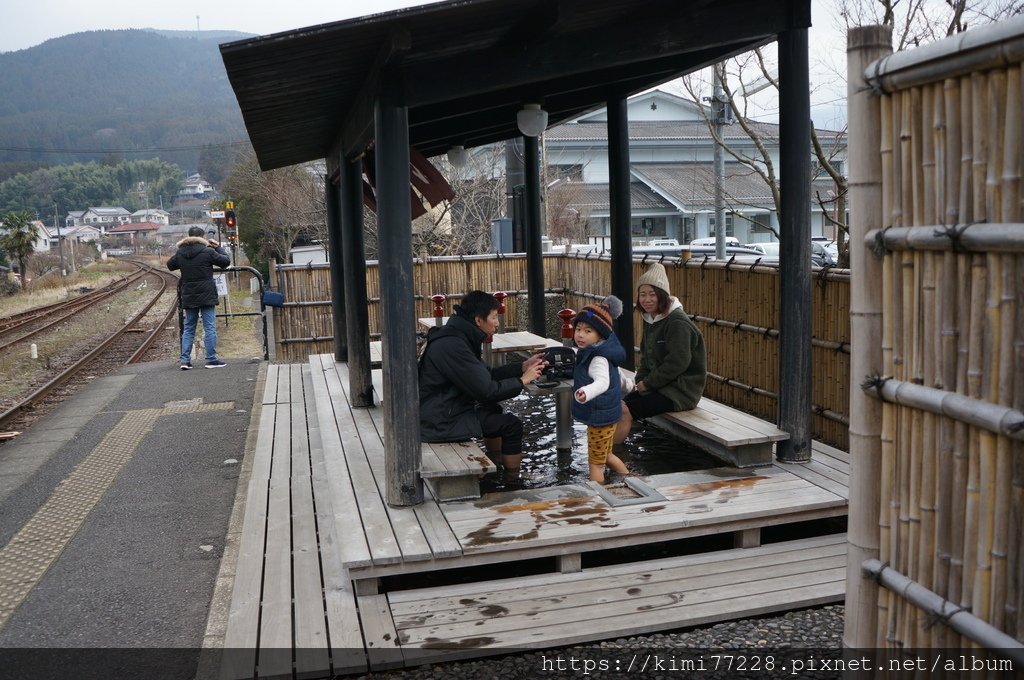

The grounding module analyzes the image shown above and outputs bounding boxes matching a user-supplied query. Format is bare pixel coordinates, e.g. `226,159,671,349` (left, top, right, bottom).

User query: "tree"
679,0,1021,266
220,149,324,275
0,210,39,292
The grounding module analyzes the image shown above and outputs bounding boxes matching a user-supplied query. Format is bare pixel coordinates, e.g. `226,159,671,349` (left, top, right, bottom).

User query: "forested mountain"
0,29,254,178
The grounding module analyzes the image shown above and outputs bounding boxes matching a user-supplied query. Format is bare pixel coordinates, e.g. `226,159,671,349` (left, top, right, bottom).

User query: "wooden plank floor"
389,533,847,663
223,364,366,680
223,358,852,678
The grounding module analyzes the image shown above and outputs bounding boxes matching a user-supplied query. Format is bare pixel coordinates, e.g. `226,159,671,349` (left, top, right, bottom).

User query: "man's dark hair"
459,290,499,321
187,226,206,237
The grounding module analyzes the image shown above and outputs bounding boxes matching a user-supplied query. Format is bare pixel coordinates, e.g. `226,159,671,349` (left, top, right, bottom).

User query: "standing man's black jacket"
167,236,230,308
418,314,524,442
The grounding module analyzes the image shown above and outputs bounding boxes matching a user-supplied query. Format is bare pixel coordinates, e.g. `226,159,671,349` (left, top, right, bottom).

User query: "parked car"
745,241,836,267
690,236,740,247
812,237,839,262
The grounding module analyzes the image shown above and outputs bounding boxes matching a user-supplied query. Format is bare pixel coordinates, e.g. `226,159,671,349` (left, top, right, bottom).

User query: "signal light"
225,209,236,229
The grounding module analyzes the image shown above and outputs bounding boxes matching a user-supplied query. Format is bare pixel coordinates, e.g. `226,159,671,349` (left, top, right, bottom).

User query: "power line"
0,140,250,154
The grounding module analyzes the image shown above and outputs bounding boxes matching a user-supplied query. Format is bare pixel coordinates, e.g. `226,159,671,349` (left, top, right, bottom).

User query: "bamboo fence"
268,251,852,449
853,17,1024,654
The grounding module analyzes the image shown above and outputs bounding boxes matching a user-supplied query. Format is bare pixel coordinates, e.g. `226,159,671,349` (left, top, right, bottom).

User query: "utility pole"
712,64,728,260
54,205,66,277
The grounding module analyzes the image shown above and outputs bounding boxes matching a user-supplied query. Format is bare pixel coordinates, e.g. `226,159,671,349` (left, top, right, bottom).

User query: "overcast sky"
1,0,850,127
0,0,451,53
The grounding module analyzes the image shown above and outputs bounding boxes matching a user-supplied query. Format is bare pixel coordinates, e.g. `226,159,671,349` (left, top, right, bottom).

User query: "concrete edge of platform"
199,361,268,657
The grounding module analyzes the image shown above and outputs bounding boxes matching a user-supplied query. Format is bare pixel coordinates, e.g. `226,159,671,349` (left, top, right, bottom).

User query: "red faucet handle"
557,308,576,339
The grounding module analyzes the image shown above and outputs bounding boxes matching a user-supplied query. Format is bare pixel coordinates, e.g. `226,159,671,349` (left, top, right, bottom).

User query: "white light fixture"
516,103,548,137
447,145,469,168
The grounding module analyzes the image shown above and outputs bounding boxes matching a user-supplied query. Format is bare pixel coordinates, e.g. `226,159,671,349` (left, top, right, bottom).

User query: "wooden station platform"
221,357,851,679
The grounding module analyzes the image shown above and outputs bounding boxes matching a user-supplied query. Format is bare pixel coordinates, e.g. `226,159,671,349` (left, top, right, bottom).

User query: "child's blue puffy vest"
571,333,626,427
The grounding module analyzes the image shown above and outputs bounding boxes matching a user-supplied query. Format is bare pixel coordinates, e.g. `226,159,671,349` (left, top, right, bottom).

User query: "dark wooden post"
375,72,422,505
340,153,373,407
777,27,813,462
325,172,347,362
523,135,545,336
607,96,634,368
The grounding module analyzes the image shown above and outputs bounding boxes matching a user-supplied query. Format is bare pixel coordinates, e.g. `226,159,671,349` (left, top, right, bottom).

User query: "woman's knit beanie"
573,295,623,338
636,262,671,296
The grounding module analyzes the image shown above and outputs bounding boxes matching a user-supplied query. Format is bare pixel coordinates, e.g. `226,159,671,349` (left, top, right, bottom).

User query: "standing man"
167,226,231,369
418,290,546,483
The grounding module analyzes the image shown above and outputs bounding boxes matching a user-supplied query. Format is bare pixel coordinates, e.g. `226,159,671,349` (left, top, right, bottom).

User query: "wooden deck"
221,357,851,679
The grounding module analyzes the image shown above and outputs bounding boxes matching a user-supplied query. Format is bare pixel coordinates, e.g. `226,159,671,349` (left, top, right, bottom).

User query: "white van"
690,236,740,247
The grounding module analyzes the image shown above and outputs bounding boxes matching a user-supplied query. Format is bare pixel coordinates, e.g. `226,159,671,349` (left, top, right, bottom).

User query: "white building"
130,209,171,225
65,207,131,231
544,89,847,245
177,174,214,199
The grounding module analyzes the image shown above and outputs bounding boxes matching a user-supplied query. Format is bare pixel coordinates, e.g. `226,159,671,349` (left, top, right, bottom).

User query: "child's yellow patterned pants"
587,423,616,466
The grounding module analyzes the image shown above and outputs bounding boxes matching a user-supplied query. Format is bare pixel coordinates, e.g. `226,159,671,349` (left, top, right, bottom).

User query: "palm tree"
0,210,39,292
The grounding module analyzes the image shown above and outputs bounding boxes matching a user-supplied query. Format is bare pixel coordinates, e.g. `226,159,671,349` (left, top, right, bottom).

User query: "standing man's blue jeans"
180,306,218,363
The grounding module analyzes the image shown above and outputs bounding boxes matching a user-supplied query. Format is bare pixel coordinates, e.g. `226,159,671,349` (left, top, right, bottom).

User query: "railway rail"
0,261,180,436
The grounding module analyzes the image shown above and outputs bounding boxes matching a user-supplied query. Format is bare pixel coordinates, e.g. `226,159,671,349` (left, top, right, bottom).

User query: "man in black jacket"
418,290,546,481
167,226,231,369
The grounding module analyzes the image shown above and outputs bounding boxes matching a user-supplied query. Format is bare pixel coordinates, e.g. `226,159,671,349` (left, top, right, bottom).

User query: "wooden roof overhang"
220,0,811,171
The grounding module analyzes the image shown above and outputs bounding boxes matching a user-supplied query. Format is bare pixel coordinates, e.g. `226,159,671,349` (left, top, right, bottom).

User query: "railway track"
0,265,150,352
0,261,180,437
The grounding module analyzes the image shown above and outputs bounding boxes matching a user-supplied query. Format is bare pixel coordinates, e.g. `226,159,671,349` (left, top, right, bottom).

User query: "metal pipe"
713,65,727,261
863,559,1024,664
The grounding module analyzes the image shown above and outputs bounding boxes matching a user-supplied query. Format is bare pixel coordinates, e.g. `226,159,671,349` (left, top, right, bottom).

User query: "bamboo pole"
934,80,960,632
896,88,915,642
877,88,896,647
1003,66,1022,222
944,78,962,225
972,72,989,223
987,70,1007,222
960,74,974,224
923,84,937,227
961,253,988,617
918,250,937,605
867,222,1024,252
1012,204,1024,638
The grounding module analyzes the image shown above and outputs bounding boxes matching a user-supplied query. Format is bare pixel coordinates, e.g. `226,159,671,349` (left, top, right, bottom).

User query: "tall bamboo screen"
554,255,850,449
852,21,1024,652
269,252,851,449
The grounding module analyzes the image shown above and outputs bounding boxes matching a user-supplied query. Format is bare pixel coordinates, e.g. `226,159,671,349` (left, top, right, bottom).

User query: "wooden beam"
401,2,799,109
333,30,411,161
375,69,423,506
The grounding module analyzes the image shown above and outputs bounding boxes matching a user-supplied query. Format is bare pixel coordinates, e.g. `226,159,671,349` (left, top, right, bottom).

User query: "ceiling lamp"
516,103,548,137
447,145,469,168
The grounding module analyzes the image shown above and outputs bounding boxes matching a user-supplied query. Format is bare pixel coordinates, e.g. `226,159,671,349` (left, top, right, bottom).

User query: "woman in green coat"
614,262,707,444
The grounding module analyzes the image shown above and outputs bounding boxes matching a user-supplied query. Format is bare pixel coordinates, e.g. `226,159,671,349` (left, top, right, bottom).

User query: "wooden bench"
370,370,496,501
621,369,788,467
420,441,496,501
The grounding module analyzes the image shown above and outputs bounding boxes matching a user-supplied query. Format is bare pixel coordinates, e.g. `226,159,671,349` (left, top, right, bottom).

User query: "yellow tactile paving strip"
0,400,233,630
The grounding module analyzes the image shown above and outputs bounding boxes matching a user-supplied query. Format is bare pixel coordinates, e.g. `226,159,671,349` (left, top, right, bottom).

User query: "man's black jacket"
167,236,231,309
418,314,524,442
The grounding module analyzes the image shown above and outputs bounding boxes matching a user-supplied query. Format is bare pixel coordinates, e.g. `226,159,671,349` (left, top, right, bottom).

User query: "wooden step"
384,533,846,666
